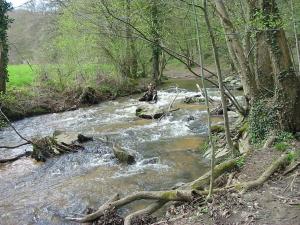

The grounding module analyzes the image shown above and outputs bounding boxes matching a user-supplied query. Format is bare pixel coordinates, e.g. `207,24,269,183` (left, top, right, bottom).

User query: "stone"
136,106,165,119
113,144,135,164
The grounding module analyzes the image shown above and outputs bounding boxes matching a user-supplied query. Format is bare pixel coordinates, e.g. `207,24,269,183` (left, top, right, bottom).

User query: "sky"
9,0,28,7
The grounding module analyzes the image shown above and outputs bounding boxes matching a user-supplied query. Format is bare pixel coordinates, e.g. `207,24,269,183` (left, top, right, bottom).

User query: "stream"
0,79,233,225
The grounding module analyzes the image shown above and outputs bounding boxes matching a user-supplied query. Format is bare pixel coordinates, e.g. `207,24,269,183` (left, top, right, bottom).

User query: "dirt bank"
155,146,300,225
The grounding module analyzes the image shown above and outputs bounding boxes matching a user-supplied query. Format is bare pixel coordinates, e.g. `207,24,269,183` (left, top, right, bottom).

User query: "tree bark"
291,0,300,74
0,42,6,93
151,0,161,84
125,0,138,78
203,0,235,158
262,0,300,131
192,0,216,198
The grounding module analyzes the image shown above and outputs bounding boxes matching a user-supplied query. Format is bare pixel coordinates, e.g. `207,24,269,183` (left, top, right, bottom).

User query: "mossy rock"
113,144,135,164
136,106,164,119
211,125,225,134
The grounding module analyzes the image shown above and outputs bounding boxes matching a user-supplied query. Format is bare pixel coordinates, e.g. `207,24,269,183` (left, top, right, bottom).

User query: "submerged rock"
136,106,165,119
77,134,93,143
113,144,135,165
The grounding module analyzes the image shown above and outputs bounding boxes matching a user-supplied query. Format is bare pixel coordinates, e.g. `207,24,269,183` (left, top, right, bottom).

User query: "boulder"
77,134,93,143
136,106,165,119
113,144,135,164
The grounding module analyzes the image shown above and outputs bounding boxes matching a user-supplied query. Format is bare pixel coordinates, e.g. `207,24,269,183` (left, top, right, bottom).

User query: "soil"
154,146,300,225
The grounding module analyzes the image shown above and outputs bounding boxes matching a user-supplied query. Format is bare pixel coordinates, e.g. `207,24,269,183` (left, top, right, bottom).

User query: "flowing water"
0,79,233,225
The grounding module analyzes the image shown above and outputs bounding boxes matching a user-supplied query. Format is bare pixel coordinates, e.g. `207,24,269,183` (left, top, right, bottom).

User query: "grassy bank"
8,64,38,88
2,64,147,121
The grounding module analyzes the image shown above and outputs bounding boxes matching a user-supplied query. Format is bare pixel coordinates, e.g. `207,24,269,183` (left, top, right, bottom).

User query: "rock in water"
113,144,135,164
77,134,93,143
136,106,165,119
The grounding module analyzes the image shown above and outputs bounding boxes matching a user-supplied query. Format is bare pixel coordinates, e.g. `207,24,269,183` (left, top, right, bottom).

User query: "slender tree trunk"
151,0,161,84
125,0,138,78
192,0,215,198
203,0,235,157
0,42,6,93
291,0,300,74
214,0,258,100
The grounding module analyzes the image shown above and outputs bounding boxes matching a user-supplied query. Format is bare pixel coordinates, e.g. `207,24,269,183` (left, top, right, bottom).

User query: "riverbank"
153,138,300,225
1,78,148,121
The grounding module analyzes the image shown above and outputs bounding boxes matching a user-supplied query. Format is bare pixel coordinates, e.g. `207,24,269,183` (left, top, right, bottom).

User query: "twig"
0,142,31,149
284,161,300,175
0,108,32,144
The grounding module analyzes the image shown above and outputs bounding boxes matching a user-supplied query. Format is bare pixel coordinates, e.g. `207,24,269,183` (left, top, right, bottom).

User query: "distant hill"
8,10,53,64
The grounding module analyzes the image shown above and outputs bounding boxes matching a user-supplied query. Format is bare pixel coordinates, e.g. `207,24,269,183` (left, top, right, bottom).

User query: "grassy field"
7,64,37,88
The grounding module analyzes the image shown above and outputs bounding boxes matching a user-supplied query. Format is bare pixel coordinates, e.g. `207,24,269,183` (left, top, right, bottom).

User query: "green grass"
7,64,38,87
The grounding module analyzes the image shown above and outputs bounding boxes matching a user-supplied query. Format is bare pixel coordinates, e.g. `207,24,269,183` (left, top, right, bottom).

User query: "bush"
274,142,289,152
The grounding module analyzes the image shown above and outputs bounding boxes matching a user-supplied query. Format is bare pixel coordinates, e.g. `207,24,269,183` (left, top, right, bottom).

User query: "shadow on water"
0,78,227,224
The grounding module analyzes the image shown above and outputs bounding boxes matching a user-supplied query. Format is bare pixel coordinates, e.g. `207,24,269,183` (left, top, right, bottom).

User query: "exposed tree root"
66,152,292,224
235,153,290,193
188,156,243,190
67,190,195,223
284,161,300,175
124,201,166,225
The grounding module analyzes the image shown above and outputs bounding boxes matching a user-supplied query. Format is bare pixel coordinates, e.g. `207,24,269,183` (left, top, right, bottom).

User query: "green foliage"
275,131,294,144
274,142,289,152
0,1,13,87
198,140,209,153
7,65,37,87
239,122,249,134
236,156,245,168
0,92,16,128
249,100,277,144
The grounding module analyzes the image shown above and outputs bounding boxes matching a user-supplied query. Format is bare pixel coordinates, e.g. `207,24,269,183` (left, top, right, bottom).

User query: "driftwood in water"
31,136,84,162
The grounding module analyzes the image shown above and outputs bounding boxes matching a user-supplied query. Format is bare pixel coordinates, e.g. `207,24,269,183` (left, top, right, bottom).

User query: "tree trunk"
192,0,216,198
291,0,300,74
125,0,138,78
203,0,235,157
151,0,161,84
263,0,300,131
0,42,6,93
214,0,258,100
255,31,274,93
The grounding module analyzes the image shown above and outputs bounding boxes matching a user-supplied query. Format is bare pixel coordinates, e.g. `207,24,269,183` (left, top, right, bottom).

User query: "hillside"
8,9,53,64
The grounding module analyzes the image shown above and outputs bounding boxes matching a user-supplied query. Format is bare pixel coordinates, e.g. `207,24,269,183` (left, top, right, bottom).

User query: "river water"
0,79,227,225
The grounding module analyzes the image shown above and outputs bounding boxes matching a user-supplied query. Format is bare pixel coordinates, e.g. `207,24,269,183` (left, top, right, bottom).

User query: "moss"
161,191,177,200
239,122,249,134
211,125,225,134
236,156,246,168
275,142,288,152
198,140,209,153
